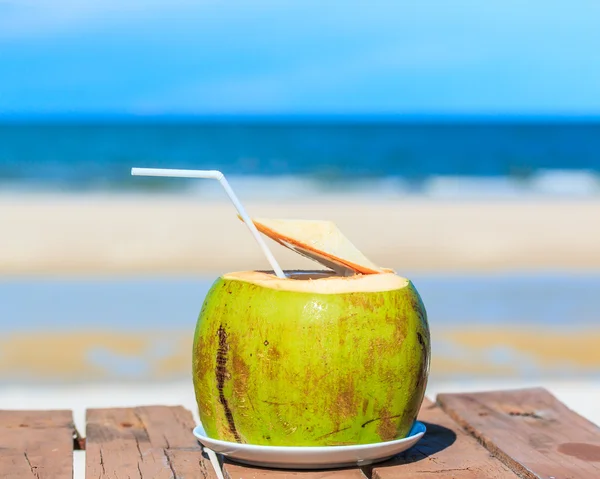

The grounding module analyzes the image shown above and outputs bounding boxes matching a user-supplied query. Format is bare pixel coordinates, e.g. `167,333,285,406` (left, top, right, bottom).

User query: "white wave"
530,169,600,197
2,170,598,200
185,175,413,200
423,176,528,199
423,170,600,199
189,171,600,201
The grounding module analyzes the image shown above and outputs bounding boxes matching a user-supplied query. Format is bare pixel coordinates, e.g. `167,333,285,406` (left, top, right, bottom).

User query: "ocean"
1,119,599,198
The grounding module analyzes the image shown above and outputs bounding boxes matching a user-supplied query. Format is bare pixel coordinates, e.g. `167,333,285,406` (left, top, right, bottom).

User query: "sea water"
1,119,599,197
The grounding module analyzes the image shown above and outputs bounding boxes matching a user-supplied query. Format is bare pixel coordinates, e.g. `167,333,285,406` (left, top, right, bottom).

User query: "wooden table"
1,387,599,478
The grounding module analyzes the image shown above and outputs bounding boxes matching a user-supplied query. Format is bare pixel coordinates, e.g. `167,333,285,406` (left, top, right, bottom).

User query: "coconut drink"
192,218,430,447
130,167,429,449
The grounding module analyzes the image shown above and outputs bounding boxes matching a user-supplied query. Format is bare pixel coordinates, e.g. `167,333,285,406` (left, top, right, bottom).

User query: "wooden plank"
437,387,600,479
85,405,218,478
0,409,75,479
370,398,518,479
224,397,517,479
224,461,367,479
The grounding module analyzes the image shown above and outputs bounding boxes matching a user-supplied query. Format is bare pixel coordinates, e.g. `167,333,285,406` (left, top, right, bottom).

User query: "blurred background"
0,1,599,426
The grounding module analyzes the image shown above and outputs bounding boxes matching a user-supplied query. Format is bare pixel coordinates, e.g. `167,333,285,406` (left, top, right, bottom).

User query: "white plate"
193,421,426,469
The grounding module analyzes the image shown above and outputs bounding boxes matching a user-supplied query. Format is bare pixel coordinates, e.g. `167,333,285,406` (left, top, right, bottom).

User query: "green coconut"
192,219,430,447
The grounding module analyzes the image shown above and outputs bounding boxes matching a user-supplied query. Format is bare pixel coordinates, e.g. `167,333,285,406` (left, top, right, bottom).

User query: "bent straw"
131,167,286,278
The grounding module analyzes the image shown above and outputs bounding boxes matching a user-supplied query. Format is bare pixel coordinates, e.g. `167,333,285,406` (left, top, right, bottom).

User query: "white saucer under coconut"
193,420,426,469
131,168,428,472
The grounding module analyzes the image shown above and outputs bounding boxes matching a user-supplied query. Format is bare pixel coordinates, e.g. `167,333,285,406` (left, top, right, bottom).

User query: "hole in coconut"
257,269,347,280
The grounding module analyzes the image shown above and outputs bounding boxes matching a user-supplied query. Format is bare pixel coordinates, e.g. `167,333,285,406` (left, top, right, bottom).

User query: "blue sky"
1,1,600,116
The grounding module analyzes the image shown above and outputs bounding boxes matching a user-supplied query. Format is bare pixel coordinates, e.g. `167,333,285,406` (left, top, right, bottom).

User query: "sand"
1,193,599,275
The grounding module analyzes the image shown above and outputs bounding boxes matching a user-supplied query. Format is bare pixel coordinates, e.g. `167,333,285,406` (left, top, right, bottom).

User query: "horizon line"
2,112,600,124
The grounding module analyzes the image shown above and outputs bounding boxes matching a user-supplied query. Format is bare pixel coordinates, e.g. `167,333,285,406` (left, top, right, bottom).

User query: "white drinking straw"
203,447,225,479
131,167,286,278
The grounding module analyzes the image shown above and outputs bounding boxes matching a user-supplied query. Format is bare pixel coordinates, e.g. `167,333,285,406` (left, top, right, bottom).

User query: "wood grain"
438,387,600,479
0,409,75,479
85,405,218,478
223,397,518,479
370,398,518,479
224,461,367,479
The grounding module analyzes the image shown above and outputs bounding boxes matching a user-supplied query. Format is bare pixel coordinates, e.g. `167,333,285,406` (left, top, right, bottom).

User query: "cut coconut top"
225,270,408,293
245,217,390,275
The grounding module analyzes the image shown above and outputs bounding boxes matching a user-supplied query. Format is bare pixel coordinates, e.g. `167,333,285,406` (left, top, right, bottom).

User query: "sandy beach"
1,194,599,275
